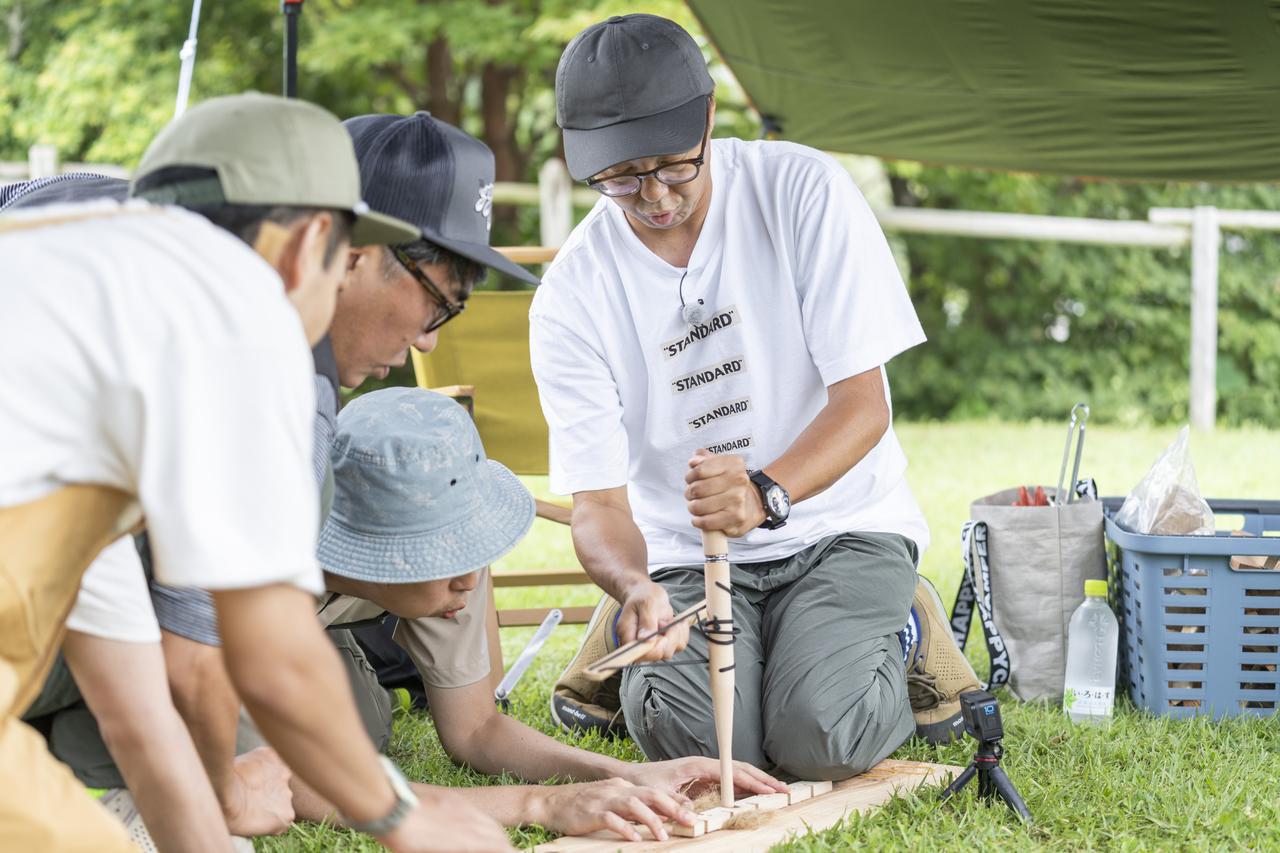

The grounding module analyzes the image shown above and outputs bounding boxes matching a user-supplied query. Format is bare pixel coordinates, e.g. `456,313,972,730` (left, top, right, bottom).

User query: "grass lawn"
260,421,1280,851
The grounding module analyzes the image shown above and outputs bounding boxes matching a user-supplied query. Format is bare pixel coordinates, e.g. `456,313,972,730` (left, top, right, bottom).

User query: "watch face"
766,485,790,518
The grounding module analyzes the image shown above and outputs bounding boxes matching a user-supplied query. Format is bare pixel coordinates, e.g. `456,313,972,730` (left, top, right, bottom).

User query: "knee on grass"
621,676,768,768
762,691,913,781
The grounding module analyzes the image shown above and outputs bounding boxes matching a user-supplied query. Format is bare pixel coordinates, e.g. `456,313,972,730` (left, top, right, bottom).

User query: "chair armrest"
535,498,572,526
428,384,476,417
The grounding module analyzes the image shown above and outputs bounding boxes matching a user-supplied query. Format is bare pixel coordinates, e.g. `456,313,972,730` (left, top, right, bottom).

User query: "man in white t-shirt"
532,15,982,780
0,94,512,853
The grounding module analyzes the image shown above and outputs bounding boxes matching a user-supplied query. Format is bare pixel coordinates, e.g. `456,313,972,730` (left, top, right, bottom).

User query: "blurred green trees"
3,0,1277,423
887,167,1280,426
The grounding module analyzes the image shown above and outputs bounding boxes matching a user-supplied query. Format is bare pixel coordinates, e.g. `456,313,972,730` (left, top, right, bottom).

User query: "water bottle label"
1064,686,1113,716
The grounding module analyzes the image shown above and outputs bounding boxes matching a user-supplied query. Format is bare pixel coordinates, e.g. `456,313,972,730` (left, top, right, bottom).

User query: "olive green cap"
131,92,418,247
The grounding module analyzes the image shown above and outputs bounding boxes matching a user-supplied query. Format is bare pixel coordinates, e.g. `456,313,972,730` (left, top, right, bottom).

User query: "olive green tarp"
687,0,1280,182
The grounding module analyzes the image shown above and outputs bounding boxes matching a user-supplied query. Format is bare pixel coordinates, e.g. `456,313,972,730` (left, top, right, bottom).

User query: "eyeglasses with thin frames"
393,247,466,334
586,132,709,198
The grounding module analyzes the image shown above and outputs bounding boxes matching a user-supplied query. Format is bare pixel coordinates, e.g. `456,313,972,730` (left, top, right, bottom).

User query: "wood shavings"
723,808,767,830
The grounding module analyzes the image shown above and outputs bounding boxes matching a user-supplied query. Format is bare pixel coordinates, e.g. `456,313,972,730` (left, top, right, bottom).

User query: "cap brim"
562,95,709,181
420,229,542,286
316,460,535,584
349,206,421,247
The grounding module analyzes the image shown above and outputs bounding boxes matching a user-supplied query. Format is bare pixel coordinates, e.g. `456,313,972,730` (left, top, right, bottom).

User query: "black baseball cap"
555,14,714,181
344,112,539,286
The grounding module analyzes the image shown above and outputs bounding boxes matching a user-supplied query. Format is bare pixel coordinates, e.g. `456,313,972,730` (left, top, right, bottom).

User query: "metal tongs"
1054,403,1090,505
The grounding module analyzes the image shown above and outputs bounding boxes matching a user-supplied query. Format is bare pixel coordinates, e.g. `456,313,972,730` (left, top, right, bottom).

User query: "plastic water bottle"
1063,579,1119,725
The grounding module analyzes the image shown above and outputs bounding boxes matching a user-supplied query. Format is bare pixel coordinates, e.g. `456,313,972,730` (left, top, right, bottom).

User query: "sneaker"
905,576,982,744
94,788,158,853
550,594,628,737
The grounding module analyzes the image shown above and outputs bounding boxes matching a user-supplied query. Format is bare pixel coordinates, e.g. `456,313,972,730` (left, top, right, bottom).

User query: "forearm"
162,629,241,808
764,367,889,502
213,585,395,826
412,782,544,829
570,498,651,601
63,632,231,853
441,708,628,783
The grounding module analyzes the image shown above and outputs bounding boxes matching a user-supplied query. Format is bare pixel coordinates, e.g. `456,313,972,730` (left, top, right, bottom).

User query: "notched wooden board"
533,758,961,852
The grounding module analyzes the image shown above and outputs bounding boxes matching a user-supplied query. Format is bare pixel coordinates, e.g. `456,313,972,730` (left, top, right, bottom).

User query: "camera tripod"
939,736,1032,823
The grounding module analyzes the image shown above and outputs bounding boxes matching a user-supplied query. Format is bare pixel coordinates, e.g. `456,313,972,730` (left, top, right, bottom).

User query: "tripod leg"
939,764,976,801
978,766,994,799
988,766,1033,823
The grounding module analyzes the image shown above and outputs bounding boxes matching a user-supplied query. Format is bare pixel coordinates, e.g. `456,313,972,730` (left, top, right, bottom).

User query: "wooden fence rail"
6,144,1264,429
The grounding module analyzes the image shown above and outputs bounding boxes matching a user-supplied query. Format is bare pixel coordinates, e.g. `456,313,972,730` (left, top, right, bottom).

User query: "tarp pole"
173,0,202,117
282,0,304,98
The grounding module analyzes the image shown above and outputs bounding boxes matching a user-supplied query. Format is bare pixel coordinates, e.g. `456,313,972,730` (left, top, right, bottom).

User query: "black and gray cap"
344,112,539,286
0,173,127,211
555,14,713,181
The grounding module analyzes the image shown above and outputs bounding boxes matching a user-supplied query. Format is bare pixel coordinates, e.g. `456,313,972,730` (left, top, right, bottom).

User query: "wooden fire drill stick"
701,529,734,808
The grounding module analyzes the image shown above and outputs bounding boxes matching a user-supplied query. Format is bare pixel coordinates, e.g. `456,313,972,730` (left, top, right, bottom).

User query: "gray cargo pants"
619,532,917,781
22,628,392,788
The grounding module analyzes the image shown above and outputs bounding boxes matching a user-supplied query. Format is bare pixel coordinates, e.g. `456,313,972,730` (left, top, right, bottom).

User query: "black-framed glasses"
586,134,709,198
393,246,466,333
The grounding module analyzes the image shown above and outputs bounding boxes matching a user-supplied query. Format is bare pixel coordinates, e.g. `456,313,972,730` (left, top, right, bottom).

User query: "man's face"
592,135,712,232
329,246,463,389
589,100,716,235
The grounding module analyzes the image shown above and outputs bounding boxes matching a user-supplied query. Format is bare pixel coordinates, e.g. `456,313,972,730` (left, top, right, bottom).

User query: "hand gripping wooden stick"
701,529,734,808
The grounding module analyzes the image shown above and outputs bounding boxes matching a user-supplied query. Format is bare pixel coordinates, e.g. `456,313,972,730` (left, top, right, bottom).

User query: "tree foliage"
887,166,1280,426
0,0,758,260
3,1,1277,424
0,0,756,171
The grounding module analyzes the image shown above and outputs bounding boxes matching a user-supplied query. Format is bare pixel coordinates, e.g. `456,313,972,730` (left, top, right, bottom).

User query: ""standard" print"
687,397,751,431
661,306,739,359
671,355,746,394
706,434,752,454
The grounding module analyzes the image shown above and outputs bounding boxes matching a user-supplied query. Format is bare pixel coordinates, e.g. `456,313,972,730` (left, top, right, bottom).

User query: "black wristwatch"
749,469,791,530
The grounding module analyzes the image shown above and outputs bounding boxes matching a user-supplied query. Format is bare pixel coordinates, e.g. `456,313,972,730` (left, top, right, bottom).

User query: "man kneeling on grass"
266,386,785,841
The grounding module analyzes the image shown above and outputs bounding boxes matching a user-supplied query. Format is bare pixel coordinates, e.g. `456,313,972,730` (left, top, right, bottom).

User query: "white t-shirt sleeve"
791,160,926,386
529,308,629,495
123,337,322,594
66,536,160,643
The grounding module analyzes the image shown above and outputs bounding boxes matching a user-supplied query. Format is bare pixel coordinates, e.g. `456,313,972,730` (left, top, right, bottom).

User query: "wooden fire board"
533,758,961,853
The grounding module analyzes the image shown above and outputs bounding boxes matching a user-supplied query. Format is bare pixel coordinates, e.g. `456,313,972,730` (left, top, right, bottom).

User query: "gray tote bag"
949,484,1108,703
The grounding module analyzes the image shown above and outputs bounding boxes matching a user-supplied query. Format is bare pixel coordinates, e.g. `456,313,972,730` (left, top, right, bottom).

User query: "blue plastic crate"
1104,498,1280,719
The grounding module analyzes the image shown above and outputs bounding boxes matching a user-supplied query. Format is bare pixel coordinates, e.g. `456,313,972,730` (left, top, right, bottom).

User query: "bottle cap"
1085,579,1108,597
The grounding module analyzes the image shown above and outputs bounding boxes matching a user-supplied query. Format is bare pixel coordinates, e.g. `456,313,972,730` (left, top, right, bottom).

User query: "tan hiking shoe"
550,594,628,737
907,576,982,744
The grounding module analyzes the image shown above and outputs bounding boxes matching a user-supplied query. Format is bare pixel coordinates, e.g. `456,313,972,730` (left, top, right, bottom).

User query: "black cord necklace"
678,269,706,325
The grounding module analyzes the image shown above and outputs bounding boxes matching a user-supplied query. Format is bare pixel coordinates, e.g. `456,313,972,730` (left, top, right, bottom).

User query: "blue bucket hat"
317,387,534,583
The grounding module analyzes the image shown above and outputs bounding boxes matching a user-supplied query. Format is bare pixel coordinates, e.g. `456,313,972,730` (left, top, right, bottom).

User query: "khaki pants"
0,486,140,852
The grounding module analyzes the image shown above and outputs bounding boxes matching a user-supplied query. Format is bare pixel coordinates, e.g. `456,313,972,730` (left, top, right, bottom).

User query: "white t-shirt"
66,536,160,643
0,201,323,642
530,138,929,571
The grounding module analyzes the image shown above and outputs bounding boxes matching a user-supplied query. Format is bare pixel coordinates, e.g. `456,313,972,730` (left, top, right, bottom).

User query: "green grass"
260,421,1280,851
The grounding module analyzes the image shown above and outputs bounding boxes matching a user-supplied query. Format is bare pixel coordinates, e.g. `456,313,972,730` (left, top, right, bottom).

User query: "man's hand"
685,451,766,538
221,747,295,837
617,581,689,662
619,757,788,801
384,790,515,853
531,779,698,843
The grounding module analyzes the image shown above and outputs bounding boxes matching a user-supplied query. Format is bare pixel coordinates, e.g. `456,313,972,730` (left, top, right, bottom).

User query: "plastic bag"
1115,426,1214,536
